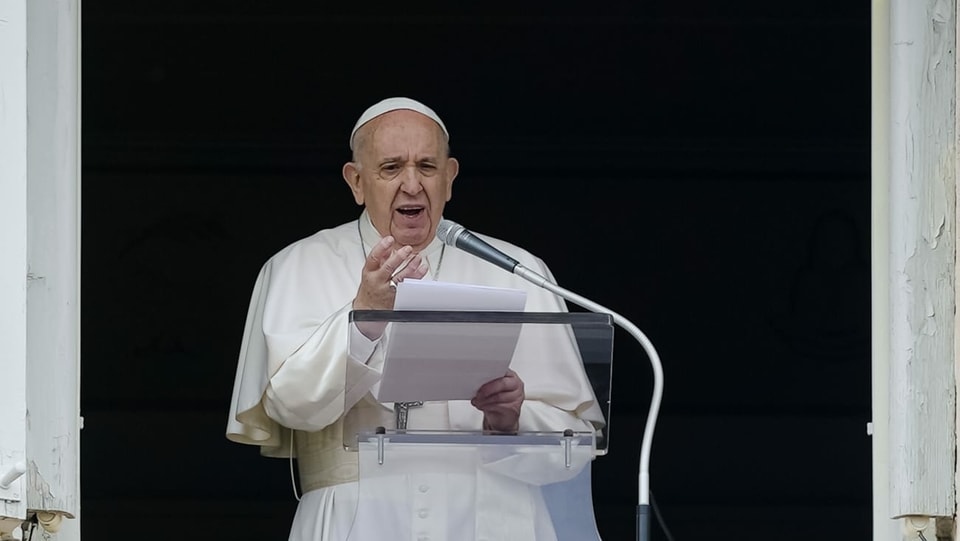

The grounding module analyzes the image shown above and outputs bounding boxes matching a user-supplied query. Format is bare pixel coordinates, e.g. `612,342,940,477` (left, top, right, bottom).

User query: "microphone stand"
513,265,663,541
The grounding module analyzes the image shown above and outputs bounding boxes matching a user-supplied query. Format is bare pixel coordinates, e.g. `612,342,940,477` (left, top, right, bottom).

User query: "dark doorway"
81,2,872,539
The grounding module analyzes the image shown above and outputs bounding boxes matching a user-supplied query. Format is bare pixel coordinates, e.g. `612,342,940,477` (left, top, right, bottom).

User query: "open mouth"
396,206,424,217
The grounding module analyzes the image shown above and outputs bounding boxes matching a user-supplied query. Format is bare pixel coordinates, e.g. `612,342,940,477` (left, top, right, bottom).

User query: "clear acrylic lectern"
342,310,613,541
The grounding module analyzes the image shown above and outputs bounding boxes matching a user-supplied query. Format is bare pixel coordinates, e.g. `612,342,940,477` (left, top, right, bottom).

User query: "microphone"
435,219,521,274
436,217,665,541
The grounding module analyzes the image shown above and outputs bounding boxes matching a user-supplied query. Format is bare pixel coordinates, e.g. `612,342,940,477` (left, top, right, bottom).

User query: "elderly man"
227,97,603,541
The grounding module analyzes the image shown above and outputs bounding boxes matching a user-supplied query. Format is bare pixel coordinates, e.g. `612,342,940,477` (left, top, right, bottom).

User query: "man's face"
343,109,459,252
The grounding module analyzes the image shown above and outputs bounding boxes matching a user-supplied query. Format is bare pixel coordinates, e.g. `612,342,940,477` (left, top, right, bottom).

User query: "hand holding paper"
472,368,524,433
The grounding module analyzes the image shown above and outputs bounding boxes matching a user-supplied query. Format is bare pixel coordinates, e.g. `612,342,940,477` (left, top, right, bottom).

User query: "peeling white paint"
1,1,81,536
26,461,73,519
886,0,957,520
0,0,30,530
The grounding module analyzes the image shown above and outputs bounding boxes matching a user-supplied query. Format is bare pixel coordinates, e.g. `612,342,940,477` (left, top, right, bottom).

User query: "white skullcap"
349,97,449,151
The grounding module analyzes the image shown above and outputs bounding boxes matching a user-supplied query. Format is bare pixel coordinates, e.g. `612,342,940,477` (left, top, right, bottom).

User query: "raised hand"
352,237,429,339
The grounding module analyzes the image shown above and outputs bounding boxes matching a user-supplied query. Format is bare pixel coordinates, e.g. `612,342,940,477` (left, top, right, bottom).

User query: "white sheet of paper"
373,279,527,403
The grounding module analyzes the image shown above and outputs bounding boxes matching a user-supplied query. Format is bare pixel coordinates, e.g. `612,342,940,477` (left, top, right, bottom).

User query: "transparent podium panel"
346,430,602,541
345,310,614,454
340,311,613,540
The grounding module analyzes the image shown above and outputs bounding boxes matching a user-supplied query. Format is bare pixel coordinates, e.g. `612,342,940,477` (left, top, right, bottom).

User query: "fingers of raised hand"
357,237,427,307
382,246,414,277
392,254,425,284
365,236,394,271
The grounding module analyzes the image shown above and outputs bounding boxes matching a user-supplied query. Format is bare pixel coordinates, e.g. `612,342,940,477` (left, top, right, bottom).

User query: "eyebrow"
377,155,438,164
377,156,403,165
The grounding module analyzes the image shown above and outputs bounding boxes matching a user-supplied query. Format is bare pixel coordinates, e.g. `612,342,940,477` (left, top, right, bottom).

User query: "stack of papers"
373,279,527,402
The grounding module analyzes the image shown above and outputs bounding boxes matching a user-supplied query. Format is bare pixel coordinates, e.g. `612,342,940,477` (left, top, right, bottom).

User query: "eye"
379,163,402,177
418,162,438,175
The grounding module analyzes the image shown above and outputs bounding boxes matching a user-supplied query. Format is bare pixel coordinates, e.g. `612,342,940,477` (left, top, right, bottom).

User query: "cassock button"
418,484,429,493
418,509,429,519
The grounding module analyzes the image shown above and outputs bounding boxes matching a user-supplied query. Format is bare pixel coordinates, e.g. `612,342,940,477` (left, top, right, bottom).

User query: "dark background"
80,2,872,539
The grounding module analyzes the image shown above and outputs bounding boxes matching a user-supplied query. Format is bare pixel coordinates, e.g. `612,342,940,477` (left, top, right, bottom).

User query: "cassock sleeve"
226,255,383,456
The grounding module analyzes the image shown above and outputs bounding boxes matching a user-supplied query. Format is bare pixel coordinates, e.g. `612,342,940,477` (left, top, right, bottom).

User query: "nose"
398,164,424,195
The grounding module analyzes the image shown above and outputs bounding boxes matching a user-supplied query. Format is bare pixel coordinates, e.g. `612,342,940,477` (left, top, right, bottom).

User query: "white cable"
514,265,664,507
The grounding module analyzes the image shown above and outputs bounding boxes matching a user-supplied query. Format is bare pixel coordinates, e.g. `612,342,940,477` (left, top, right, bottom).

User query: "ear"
444,157,459,202
342,162,364,205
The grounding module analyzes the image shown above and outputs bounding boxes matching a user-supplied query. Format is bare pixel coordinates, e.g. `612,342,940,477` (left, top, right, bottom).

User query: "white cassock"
226,210,605,541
